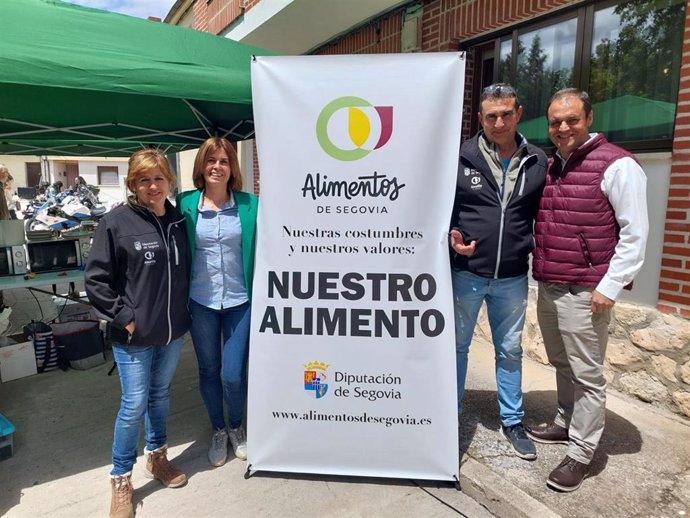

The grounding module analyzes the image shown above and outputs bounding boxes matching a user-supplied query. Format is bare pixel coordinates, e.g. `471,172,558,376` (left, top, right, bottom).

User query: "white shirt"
557,133,649,301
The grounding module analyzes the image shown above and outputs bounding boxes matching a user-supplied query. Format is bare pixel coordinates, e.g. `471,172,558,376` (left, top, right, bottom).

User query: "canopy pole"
0,118,117,140
182,100,215,137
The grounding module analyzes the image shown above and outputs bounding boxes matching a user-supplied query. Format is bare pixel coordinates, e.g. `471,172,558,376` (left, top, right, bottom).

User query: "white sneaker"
227,426,247,460
208,428,228,467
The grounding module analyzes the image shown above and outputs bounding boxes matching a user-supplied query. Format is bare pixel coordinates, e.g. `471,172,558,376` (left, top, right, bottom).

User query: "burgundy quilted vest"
533,133,636,286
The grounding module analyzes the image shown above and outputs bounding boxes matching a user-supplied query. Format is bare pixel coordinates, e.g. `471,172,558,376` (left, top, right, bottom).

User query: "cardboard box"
0,335,37,382
0,413,15,461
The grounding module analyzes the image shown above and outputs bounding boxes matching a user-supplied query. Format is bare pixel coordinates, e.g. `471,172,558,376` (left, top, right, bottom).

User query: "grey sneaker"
208,428,228,467
500,423,537,460
228,426,247,461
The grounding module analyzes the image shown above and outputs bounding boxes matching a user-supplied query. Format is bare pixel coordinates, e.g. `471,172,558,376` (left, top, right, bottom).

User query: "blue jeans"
451,270,527,427
189,299,251,431
111,337,184,476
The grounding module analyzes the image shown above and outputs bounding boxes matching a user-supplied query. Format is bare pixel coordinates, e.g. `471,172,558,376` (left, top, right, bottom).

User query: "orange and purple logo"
316,96,393,161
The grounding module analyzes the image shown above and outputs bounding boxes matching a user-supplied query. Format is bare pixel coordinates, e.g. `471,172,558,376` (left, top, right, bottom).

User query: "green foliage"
516,34,573,121
589,0,684,104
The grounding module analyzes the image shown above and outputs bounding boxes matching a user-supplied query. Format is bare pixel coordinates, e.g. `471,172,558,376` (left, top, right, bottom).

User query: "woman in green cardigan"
176,137,257,467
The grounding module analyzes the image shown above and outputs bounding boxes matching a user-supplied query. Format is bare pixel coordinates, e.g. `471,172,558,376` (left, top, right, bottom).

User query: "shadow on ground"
459,389,642,471
0,345,208,516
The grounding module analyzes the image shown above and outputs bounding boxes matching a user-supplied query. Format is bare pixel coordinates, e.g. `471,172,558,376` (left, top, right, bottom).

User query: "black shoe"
500,423,537,460
547,455,589,492
526,422,569,445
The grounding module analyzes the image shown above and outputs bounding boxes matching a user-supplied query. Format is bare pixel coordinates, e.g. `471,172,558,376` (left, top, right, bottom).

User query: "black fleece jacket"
450,133,547,278
85,200,191,345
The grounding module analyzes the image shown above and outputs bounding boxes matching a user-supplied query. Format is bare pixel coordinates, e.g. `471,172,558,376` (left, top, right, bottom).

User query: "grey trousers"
537,282,610,464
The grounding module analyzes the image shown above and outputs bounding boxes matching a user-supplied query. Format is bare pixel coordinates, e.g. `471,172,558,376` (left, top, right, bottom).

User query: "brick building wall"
192,0,208,32
192,0,261,34
252,141,259,194
318,15,403,55
184,0,690,317
659,7,690,318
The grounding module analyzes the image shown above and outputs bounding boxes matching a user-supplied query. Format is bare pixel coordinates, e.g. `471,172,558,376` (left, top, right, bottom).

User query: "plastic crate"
0,413,15,461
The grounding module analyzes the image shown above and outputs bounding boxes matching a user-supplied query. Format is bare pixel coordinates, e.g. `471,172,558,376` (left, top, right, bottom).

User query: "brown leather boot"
547,455,589,492
144,446,187,488
526,422,569,445
109,474,134,518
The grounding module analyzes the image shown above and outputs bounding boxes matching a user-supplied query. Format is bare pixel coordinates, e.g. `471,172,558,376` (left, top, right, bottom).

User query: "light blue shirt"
189,193,247,309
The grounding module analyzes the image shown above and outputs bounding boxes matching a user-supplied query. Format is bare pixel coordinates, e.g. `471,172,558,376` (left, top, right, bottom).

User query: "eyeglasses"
482,83,517,97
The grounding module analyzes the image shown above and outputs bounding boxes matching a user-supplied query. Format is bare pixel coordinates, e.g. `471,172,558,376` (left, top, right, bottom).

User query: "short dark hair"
546,88,592,117
479,83,520,112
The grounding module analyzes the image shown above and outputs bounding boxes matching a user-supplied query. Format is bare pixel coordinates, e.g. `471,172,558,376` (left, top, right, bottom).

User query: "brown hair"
126,149,175,194
192,137,243,193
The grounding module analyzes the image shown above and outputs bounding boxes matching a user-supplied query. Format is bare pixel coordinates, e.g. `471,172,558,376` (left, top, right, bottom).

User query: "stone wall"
476,286,690,420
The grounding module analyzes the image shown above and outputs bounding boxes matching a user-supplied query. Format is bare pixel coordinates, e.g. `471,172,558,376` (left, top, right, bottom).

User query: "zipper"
172,233,179,266
163,215,186,341
151,215,173,345
511,153,536,200
493,153,536,278
577,233,593,267
493,203,506,279
133,202,186,345
517,154,533,196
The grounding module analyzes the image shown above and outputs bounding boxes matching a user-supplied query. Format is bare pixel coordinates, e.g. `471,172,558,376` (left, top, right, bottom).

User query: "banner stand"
248,53,466,482
243,463,462,492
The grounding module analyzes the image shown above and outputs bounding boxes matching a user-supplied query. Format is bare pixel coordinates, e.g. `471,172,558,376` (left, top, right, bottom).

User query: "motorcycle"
22,182,107,240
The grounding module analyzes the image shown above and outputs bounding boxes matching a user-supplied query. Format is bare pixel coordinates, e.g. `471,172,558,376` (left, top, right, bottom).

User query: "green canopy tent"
518,95,676,147
0,0,274,157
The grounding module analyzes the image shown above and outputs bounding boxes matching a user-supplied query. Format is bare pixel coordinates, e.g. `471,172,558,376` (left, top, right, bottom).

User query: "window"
588,2,682,143
491,0,685,149
97,166,119,186
517,19,576,123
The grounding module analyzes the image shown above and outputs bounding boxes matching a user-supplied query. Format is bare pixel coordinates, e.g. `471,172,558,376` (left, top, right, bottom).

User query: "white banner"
248,53,465,481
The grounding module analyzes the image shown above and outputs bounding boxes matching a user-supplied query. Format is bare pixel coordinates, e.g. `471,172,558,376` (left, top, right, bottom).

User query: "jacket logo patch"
464,167,480,176
470,176,483,190
134,241,142,251
144,250,156,266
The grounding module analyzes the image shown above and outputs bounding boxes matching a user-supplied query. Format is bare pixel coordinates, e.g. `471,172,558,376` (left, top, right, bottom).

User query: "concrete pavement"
461,335,690,518
0,335,488,518
0,332,688,517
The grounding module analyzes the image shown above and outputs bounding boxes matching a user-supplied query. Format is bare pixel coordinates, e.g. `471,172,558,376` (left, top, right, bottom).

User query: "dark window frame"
460,0,684,153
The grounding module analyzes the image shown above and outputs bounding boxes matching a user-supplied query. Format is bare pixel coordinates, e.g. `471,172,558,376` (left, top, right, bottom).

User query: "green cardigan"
176,189,258,300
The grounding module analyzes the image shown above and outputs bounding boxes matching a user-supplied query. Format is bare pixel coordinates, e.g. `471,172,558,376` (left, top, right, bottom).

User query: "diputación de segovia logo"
304,360,329,399
316,96,393,161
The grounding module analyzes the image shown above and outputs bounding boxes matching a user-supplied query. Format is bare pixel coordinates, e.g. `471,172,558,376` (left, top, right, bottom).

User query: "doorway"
25,162,41,187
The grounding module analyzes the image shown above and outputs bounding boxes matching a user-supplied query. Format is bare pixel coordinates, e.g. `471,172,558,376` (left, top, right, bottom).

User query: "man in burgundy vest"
528,89,648,492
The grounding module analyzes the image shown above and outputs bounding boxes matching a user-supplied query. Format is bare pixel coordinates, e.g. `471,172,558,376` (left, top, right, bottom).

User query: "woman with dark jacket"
176,137,257,467
85,149,191,518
